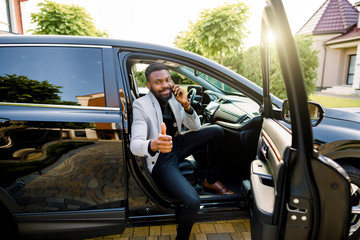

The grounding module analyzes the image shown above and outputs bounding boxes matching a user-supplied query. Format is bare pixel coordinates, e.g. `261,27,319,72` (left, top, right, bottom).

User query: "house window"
0,0,11,32
347,55,356,85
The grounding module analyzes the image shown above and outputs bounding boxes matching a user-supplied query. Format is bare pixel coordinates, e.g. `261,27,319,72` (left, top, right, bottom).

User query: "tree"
295,34,319,96
224,35,319,99
0,74,91,145
0,74,85,105
0,74,62,103
28,0,108,37
174,1,250,64
174,23,203,56
134,68,194,88
134,68,147,88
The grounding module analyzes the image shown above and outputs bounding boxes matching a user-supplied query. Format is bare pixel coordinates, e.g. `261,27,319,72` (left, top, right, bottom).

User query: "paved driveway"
85,219,251,240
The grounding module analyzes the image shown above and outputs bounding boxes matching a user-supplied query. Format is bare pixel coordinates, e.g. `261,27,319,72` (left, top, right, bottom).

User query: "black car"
0,0,358,239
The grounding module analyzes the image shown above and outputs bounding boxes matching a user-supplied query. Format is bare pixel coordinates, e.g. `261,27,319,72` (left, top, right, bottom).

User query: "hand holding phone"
170,80,190,110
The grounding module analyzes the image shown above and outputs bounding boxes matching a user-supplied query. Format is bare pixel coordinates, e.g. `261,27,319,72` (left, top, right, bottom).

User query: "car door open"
250,0,351,239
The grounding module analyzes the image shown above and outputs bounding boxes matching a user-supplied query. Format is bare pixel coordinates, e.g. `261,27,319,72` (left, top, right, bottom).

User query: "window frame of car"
120,52,266,105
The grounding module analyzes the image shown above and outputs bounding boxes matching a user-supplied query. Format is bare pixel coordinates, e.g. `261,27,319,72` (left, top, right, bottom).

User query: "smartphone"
170,79,175,93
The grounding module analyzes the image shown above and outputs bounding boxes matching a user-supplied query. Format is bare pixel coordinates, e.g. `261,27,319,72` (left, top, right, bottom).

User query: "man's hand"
172,84,191,111
150,122,172,153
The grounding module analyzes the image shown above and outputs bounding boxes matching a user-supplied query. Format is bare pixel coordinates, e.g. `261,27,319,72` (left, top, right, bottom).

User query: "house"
297,0,360,95
0,0,28,35
76,92,124,141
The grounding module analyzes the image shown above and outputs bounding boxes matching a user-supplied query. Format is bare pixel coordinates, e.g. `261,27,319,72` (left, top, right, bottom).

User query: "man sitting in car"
130,62,233,240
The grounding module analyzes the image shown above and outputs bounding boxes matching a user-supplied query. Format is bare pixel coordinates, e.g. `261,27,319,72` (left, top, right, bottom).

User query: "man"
130,63,233,240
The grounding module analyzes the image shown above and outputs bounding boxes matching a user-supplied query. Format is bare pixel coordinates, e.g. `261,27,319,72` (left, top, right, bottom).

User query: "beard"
150,86,173,103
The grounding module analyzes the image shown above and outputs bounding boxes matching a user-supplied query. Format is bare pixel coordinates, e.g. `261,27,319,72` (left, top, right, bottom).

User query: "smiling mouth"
161,89,171,95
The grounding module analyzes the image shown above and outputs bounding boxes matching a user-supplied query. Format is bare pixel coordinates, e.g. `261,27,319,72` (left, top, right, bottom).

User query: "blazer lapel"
148,91,163,134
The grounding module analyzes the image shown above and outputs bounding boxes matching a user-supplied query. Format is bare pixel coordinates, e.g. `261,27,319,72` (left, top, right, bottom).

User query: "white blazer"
130,91,201,173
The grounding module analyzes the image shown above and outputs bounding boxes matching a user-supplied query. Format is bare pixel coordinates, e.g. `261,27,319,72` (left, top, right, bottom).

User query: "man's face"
146,69,173,102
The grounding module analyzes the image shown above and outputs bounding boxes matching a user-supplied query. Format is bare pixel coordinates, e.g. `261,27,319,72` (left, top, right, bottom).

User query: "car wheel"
342,164,360,240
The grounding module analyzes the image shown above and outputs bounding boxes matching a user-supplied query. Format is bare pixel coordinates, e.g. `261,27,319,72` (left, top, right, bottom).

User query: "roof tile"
297,0,358,35
325,26,360,44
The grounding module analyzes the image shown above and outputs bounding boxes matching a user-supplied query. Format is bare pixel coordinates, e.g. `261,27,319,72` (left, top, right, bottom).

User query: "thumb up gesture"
150,122,172,153
161,122,167,135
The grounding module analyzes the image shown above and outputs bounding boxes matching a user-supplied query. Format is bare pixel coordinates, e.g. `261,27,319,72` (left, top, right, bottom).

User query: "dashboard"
201,90,261,130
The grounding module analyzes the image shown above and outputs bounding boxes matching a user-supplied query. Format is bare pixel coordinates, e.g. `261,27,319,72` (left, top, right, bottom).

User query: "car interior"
126,56,264,204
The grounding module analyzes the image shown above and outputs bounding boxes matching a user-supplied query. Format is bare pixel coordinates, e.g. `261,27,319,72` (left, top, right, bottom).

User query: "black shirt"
160,101,178,138
147,99,193,156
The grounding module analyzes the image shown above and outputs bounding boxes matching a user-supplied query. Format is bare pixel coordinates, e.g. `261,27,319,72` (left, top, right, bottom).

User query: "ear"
146,81,150,90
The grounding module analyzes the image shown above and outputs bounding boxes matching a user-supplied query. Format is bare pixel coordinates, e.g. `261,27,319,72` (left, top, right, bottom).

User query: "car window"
131,63,197,95
0,46,105,107
268,46,287,101
183,66,239,94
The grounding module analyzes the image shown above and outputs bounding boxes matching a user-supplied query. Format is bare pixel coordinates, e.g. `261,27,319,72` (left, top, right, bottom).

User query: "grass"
309,94,360,108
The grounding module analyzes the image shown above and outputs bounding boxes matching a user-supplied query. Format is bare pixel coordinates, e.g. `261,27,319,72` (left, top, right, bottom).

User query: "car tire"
342,164,360,240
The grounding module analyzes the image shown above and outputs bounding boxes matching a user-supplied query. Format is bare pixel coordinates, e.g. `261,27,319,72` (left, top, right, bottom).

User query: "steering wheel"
187,88,196,106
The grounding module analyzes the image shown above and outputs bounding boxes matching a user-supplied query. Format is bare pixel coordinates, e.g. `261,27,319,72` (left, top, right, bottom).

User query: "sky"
21,0,360,49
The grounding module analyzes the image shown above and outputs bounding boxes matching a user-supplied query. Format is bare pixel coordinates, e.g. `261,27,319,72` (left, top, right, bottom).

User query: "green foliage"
174,24,203,56
0,74,62,103
0,74,83,106
28,0,108,37
134,69,147,88
170,71,194,85
224,35,319,99
309,94,360,108
295,35,318,96
133,67,195,88
28,121,93,130
175,1,250,63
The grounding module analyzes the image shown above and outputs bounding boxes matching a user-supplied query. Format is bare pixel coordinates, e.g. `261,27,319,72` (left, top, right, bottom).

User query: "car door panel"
251,118,291,239
251,0,351,239
0,106,127,239
0,45,128,239
259,119,291,179
307,156,351,240
250,160,275,229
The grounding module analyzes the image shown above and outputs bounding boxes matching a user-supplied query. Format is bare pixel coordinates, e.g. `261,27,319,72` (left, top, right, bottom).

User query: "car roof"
0,35,270,106
0,35,197,58
0,35,148,46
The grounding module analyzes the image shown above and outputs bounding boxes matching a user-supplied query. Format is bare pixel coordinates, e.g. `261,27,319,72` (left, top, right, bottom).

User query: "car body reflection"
0,118,126,213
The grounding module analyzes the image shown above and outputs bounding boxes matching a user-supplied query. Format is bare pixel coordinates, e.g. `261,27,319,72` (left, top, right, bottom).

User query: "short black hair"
145,62,169,82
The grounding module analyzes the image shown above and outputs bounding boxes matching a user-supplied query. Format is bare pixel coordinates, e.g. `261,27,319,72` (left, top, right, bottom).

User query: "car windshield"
183,66,240,94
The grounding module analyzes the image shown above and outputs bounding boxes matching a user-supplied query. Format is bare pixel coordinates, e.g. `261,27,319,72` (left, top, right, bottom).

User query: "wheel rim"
350,183,360,236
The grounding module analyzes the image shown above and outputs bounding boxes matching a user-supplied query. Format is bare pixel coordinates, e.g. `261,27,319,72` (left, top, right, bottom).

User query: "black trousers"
152,124,224,240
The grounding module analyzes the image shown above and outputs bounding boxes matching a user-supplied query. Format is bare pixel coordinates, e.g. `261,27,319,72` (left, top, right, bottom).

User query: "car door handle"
261,137,269,159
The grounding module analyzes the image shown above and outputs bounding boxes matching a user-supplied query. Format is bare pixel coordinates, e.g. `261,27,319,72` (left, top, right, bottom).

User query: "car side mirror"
282,99,325,127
